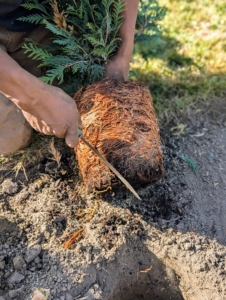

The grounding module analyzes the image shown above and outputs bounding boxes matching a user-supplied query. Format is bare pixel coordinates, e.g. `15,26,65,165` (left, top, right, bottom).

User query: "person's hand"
104,53,131,81
21,84,82,147
0,49,82,148
104,0,139,81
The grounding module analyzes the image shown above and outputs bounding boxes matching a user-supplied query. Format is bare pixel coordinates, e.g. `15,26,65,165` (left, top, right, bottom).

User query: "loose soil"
0,100,226,300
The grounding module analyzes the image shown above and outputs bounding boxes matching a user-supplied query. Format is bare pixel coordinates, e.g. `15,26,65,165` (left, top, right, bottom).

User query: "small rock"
13,255,26,270
65,294,73,300
184,244,193,251
25,244,41,263
16,191,30,201
8,271,25,284
2,179,18,194
84,284,102,300
4,271,11,278
8,287,24,299
37,263,42,269
34,257,41,264
0,261,5,270
196,245,202,251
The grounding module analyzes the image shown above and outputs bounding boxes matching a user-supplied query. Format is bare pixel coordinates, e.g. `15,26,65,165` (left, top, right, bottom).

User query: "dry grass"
0,133,64,181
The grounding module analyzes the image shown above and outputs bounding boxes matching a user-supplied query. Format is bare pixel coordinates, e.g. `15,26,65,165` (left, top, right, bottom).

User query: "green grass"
132,0,226,120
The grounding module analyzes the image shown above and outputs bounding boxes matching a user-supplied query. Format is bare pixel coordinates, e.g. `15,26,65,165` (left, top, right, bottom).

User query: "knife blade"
78,129,141,200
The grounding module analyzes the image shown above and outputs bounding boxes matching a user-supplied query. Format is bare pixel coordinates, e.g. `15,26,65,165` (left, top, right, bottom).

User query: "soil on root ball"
74,79,164,191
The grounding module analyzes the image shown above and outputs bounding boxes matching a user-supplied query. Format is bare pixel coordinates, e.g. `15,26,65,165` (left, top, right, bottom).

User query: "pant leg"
0,92,33,155
0,25,51,155
8,24,52,76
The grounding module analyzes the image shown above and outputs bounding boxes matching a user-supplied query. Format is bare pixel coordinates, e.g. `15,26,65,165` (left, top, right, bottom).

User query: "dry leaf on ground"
48,138,62,167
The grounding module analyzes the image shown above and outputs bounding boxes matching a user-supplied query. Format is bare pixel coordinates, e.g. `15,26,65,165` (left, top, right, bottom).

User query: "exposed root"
76,201,99,223
140,265,153,273
82,201,98,223
94,186,112,195
63,227,85,249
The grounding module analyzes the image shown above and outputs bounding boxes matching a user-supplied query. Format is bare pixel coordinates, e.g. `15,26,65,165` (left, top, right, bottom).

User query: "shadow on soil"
0,215,184,300
103,99,226,245
135,35,195,69
134,36,226,119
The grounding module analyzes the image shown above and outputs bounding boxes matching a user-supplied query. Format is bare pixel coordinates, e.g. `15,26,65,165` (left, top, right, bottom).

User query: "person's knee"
0,118,33,156
0,93,33,156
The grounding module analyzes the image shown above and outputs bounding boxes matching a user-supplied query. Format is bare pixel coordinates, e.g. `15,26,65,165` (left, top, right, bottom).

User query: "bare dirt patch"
0,100,226,300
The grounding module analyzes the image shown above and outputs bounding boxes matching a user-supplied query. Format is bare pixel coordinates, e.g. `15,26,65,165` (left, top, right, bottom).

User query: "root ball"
74,80,164,190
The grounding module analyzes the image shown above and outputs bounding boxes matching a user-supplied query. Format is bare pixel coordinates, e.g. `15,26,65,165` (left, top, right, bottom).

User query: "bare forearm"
0,48,45,110
119,0,139,57
104,0,139,80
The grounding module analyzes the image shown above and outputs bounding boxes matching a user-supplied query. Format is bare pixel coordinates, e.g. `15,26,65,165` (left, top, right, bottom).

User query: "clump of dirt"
100,213,145,250
74,79,164,190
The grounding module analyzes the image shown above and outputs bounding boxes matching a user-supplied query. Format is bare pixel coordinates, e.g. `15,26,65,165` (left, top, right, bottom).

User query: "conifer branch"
21,0,166,94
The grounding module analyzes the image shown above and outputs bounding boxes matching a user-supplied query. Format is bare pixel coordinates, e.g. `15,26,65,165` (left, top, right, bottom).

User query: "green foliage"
18,13,48,24
21,0,50,14
136,0,166,41
20,0,166,94
134,0,167,60
23,42,52,60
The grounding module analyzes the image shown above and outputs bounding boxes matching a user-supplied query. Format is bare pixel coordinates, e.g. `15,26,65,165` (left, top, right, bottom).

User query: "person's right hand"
0,48,82,147
21,84,82,148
